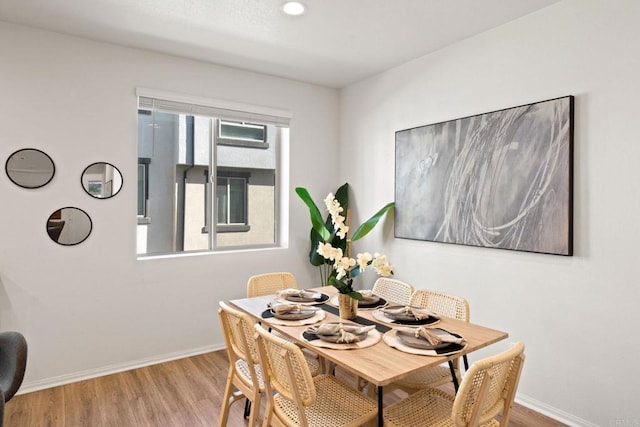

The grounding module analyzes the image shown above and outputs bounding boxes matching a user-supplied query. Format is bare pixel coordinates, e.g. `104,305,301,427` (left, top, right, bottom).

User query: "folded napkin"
269,302,319,315
396,326,464,345
277,288,305,297
276,289,320,299
306,323,375,343
383,306,439,321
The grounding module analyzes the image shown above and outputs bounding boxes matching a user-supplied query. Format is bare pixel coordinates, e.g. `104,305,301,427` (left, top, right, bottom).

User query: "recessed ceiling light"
282,1,306,16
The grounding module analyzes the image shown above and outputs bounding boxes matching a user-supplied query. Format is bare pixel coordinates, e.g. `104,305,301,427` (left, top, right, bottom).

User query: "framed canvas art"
395,95,574,255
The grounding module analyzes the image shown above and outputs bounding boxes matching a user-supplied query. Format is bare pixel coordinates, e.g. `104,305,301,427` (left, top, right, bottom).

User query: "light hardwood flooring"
5,350,566,426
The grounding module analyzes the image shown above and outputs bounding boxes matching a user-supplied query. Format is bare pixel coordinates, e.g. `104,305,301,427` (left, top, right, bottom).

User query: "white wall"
340,1,639,425
2,2,637,425
0,21,338,390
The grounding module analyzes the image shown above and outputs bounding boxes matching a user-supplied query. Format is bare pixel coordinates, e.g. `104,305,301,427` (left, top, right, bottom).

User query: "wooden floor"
5,350,566,426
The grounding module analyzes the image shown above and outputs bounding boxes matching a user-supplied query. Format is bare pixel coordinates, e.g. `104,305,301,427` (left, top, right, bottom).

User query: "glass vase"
338,293,358,320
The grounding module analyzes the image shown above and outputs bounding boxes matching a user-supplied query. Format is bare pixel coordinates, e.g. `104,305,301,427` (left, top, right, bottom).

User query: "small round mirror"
5,148,55,189
81,162,123,199
47,207,92,246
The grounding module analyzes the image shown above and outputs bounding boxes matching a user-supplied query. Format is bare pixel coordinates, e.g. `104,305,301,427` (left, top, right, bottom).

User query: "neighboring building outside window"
136,91,289,256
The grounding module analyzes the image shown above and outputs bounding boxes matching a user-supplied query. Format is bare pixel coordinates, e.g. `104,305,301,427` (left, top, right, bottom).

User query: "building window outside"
218,120,267,148
217,176,247,225
136,92,289,256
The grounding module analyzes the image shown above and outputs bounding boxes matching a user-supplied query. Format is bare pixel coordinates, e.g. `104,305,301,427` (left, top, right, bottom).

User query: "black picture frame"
395,95,574,256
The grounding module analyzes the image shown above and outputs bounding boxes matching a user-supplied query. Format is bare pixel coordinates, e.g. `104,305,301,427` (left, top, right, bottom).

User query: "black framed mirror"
5,148,55,189
47,207,92,246
81,162,123,199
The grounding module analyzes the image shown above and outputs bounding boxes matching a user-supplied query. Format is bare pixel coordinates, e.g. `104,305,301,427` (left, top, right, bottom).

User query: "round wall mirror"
81,162,123,199
47,207,92,246
5,148,55,189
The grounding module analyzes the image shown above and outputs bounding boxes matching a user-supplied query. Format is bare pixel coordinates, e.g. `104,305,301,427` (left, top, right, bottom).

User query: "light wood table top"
229,286,508,387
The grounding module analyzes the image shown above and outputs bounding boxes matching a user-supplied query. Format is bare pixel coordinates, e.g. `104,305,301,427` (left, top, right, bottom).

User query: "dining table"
229,286,508,427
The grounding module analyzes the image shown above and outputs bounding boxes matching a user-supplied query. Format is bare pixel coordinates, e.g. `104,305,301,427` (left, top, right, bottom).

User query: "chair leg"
219,376,235,427
247,392,262,427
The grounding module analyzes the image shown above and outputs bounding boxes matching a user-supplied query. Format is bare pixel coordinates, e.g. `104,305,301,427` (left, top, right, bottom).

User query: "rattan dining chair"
246,272,326,372
218,301,265,427
371,278,414,306
254,323,378,427
409,289,470,322
391,289,470,392
247,272,297,297
383,342,526,427
218,302,321,427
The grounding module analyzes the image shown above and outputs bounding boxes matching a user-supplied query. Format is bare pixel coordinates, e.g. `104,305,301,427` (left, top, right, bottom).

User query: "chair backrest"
218,302,259,366
0,331,28,403
452,342,525,427
409,289,470,321
247,272,297,297
254,323,316,408
372,278,414,305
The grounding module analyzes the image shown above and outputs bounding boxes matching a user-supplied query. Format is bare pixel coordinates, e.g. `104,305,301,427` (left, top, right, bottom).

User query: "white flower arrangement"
311,192,394,298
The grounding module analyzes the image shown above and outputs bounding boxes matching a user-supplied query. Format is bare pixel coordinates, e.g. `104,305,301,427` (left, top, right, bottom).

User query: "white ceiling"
0,0,559,88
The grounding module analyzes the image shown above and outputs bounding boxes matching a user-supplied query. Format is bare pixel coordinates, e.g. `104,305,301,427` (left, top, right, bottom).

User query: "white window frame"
136,88,291,257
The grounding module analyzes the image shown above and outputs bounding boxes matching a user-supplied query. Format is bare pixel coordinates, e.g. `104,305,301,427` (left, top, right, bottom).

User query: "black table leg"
448,361,460,393
378,385,383,427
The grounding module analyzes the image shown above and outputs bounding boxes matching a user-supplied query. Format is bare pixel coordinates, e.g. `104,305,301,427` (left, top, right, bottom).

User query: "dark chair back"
0,331,28,427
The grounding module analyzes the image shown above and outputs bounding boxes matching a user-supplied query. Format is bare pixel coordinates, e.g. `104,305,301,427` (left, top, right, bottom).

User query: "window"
136,90,290,256
217,176,247,225
219,120,267,148
137,158,150,219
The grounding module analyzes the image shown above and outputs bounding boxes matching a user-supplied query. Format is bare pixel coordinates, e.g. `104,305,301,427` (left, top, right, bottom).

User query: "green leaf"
334,183,349,212
308,228,326,266
328,276,349,293
295,187,330,241
324,182,349,252
351,202,395,241
347,291,363,300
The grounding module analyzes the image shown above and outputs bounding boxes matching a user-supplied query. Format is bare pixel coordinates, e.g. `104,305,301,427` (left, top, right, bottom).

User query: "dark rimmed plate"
284,292,326,303
358,295,386,308
309,322,369,343
271,309,317,320
396,329,454,350
382,306,439,325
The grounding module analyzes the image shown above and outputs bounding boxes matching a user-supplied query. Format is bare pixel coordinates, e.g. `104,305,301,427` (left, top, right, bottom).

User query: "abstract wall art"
395,96,574,255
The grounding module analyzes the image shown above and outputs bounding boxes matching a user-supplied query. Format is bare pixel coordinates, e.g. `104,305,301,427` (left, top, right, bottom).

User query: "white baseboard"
17,343,226,395
516,393,597,427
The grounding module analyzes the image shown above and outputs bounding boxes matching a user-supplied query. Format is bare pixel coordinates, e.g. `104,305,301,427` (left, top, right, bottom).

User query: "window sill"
201,224,251,233
217,139,269,149
138,216,151,225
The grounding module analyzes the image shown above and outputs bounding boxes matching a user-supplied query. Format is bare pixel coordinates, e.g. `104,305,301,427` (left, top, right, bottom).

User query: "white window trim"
136,88,290,257
136,87,292,126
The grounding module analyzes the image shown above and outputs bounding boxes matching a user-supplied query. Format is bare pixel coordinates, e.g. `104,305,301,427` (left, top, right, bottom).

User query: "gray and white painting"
395,96,573,255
